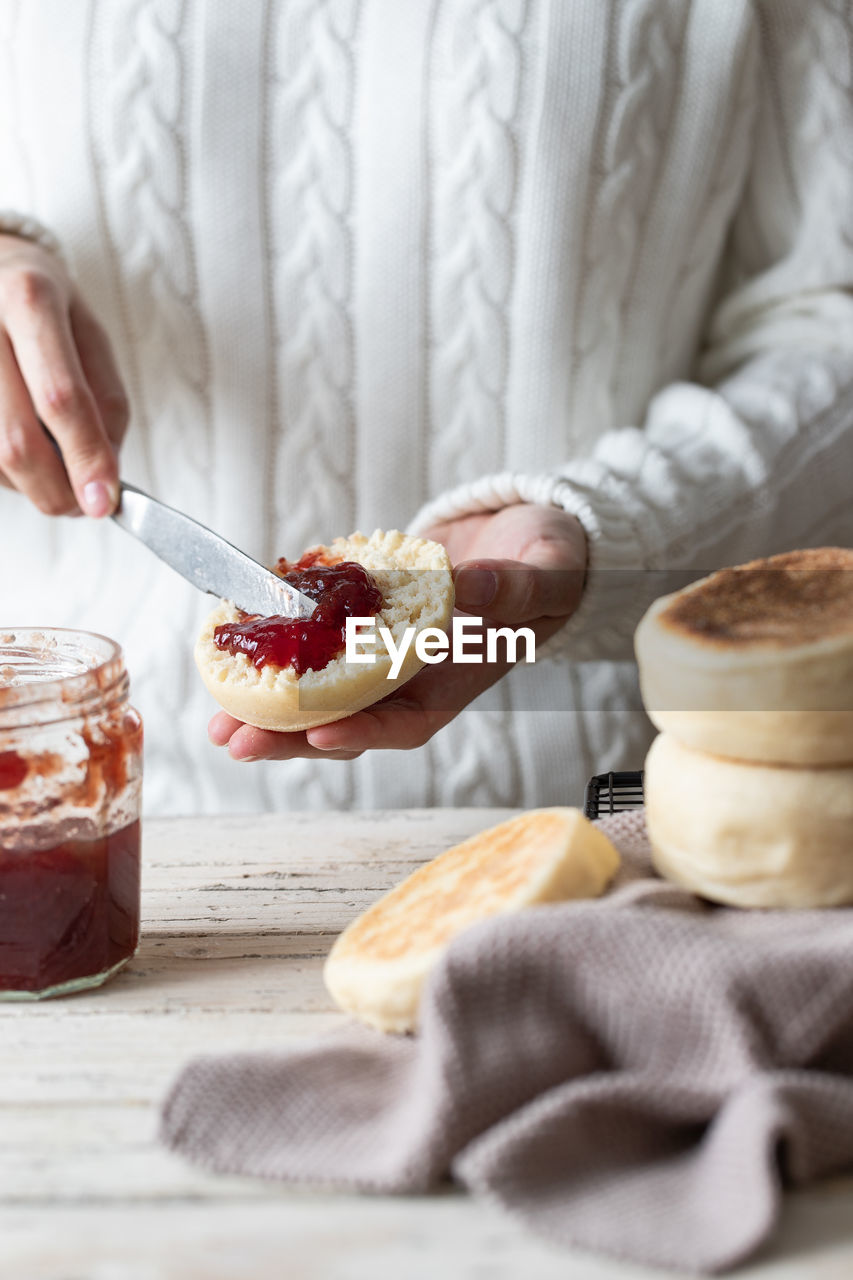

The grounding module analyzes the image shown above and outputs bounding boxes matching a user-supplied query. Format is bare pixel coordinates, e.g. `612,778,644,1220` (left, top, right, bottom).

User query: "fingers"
454,553,585,622
3,267,119,516
71,300,129,451
207,676,473,759
307,655,504,753
208,712,246,746
306,700,441,754
208,711,364,762
0,334,78,514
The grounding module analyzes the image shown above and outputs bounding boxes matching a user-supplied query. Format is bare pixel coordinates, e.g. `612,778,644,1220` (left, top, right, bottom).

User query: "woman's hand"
0,234,128,516
209,504,588,762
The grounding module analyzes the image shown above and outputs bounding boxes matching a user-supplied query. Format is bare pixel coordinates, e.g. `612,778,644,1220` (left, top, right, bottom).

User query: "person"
1,0,852,816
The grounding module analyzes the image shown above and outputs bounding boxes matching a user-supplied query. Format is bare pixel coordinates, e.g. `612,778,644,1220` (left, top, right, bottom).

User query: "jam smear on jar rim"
213,554,384,675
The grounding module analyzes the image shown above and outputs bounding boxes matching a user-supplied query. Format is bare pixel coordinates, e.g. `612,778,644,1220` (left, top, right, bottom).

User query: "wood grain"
2,809,852,1279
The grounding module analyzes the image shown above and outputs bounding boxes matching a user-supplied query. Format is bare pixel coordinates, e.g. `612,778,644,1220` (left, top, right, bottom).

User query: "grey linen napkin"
160,810,853,1274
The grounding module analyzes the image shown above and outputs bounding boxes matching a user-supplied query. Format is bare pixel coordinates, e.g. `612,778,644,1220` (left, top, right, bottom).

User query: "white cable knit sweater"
2,0,852,816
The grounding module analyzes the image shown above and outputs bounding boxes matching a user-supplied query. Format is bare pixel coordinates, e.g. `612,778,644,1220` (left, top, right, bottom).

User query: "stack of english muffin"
635,548,853,908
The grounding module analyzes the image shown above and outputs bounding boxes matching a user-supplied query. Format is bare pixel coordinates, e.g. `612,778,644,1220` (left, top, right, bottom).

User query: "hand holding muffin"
208,504,588,763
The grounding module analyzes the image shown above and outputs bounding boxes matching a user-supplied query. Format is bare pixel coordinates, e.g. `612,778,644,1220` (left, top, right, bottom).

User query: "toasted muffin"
324,808,620,1033
644,732,853,908
195,529,453,732
634,548,853,765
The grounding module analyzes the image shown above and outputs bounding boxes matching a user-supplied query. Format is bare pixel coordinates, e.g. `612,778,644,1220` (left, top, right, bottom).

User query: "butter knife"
113,483,316,619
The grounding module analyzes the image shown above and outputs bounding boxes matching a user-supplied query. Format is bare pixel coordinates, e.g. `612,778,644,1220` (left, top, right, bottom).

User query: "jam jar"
0,628,143,999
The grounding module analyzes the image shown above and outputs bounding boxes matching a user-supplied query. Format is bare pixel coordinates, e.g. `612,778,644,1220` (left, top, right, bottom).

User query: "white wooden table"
2,810,852,1280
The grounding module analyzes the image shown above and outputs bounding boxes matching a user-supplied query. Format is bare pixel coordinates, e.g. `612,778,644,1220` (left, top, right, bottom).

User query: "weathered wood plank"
0,1010,341,1102
0,1198,590,1280
2,808,853,1280
4,1184,853,1280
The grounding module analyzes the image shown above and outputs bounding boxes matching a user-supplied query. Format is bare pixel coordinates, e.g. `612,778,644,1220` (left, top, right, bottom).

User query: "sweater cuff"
0,212,64,259
408,467,653,662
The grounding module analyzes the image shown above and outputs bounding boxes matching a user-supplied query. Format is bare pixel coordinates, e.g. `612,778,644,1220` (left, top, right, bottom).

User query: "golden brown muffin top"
660,548,853,647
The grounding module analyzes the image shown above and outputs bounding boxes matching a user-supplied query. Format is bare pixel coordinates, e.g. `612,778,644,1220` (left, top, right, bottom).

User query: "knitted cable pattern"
267,0,359,552
563,0,853,652
429,703,524,810
266,0,361,810
0,1,36,221
571,0,686,435
88,0,212,812
655,14,757,377
428,0,528,490
790,0,853,256
89,0,210,494
411,0,853,675
0,4,62,253
713,1,853,547
424,0,531,810
8,0,852,817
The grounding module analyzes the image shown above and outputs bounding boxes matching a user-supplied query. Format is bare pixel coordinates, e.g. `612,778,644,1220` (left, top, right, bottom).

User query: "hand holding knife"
44,427,314,619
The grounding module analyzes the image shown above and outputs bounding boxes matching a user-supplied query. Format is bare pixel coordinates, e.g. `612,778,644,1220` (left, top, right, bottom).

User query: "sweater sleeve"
0,211,63,257
408,0,853,662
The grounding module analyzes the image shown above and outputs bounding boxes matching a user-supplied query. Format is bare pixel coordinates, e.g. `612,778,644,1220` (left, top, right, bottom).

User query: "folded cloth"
160,810,853,1274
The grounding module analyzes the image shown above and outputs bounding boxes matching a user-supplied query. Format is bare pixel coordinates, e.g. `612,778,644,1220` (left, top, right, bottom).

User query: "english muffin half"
634,548,853,765
644,732,853,908
324,808,620,1033
195,529,454,732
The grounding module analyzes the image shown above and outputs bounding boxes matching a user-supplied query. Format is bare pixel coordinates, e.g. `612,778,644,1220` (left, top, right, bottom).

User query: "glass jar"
0,628,143,999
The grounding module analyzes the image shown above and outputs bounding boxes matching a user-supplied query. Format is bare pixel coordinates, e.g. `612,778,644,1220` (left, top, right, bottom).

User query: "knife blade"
113,483,316,619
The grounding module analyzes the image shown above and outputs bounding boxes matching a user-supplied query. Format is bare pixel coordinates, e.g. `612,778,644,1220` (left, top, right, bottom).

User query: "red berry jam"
0,820,140,994
214,556,383,675
0,750,28,791
0,628,143,999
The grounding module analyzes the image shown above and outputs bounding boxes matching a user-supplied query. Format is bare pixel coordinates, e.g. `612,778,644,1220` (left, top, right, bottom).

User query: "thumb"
453,556,585,623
